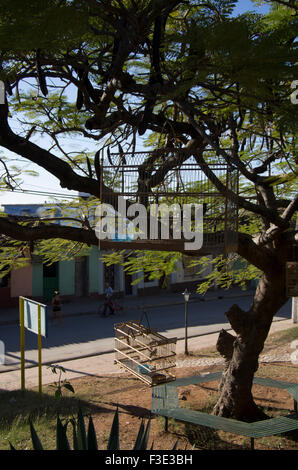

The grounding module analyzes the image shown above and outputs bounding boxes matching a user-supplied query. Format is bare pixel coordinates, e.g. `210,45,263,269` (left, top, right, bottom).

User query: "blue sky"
233,0,270,15
0,0,272,206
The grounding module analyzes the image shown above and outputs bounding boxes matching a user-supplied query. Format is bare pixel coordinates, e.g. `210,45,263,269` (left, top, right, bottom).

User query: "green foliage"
56,415,71,450
29,418,44,450
36,239,91,264
10,407,179,450
0,0,296,296
0,0,89,52
0,241,31,279
107,407,120,450
101,250,182,287
76,407,88,450
47,365,75,400
133,418,151,450
10,92,89,138
101,248,262,294
187,254,262,294
0,196,99,276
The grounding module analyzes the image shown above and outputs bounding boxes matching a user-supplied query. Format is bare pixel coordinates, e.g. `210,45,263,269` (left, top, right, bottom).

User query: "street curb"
0,330,229,374
0,325,239,374
0,292,252,327
1,316,289,375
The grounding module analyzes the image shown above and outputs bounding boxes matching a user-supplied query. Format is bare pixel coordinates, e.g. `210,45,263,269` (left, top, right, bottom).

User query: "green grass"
1,413,58,450
262,326,298,352
0,388,90,450
178,326,298,359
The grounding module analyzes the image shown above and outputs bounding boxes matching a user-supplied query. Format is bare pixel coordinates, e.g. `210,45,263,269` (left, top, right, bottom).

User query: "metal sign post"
19,297,48,396
38,304,42,397
19,297,25,392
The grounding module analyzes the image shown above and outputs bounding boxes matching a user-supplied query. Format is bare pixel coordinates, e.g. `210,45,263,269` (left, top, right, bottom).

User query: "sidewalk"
0,286,253,326
0,318,294,392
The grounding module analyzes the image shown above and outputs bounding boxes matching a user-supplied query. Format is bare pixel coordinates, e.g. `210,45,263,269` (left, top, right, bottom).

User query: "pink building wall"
10,264,33,298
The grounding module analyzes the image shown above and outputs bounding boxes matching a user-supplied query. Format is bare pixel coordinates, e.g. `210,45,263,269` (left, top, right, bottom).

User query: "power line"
0,188,80,199
22,183,70,191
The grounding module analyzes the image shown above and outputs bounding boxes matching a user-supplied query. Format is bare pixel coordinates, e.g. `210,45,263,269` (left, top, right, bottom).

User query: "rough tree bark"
213,241,289,421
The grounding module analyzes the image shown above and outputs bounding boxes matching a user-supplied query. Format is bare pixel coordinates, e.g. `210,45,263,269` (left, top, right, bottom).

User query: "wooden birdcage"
99,150,239,255
114,321,177,386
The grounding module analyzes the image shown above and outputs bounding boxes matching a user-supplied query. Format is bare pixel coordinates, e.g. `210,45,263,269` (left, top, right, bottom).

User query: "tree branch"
266,0,298,12
281,194,298,223
0,101,119,203
237,232,276,273
0,217,98,246
253,195,298,247
216,329,235,361
225,304,252,336
252,150,283,175
193,149,287,229
178,100,261,184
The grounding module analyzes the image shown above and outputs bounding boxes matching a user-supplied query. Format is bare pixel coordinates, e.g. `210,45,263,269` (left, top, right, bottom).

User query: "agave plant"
10,407,179,450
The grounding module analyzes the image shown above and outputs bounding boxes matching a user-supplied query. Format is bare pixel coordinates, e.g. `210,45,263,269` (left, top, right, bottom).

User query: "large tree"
0,0,297,420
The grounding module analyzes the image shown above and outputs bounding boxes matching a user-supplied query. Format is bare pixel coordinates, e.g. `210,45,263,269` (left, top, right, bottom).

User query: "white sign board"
0,340,4,365
0,81,4,105
22,297,48,338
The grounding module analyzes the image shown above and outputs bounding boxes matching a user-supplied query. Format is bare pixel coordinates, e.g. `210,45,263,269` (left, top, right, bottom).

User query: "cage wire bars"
99,149,239,254
114,320,177,386
103,149,239,385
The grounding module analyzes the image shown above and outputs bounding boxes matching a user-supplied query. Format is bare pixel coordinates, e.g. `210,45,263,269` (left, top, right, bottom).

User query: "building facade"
0,204,212,306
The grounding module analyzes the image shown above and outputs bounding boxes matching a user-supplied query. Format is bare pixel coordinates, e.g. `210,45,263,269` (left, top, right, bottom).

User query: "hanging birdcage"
99,149,239,255
114,321,177,386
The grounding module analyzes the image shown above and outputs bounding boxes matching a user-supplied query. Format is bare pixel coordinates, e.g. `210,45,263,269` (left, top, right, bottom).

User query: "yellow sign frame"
19,296,47,397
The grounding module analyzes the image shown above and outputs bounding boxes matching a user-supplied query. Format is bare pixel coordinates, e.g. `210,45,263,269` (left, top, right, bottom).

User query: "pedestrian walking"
51,290,63,326
102,282,115,316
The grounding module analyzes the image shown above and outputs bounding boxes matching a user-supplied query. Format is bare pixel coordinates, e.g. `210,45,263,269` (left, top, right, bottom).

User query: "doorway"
75,256,89,297
124,271,133,295
104,264,115,289
43,262,59,303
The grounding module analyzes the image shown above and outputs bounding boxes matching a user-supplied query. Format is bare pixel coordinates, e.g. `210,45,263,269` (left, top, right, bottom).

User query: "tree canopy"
0,0,297,420
0,0,296,287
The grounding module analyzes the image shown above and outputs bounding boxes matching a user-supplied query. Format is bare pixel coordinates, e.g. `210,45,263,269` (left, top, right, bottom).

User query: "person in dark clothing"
51,290,62,325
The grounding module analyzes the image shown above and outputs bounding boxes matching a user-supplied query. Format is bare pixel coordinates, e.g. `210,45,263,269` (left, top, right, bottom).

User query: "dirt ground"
54,360,298,451
1,325,297,451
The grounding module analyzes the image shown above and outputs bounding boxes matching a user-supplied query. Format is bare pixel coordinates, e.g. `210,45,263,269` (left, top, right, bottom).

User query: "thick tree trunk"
213,269,288,421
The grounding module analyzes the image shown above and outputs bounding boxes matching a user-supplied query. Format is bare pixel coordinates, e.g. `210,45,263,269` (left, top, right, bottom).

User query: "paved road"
0,295,291,373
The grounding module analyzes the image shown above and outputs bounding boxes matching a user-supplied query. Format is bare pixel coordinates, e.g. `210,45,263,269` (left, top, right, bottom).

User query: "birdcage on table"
114,321,177,386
